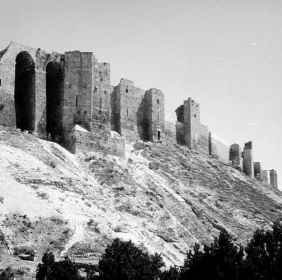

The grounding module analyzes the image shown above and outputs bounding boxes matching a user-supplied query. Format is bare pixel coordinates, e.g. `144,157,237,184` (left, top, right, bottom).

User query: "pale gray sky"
0,0,281,188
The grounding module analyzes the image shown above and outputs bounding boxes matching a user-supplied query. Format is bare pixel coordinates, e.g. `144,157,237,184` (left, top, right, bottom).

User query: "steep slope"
0,125,282,276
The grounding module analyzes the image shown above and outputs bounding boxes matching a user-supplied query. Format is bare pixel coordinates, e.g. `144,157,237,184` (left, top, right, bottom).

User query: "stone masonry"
0,42,278,183
270,169,278,189
254,162,262,180
261,170,269,183
229,144,243,168
242,141,254,177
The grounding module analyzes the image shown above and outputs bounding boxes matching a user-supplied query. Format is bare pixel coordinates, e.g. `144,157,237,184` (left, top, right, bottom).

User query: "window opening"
0,79,1,86
126,87,128,93
76,95,78,107
194,114,196,117
127,108,129,116
100,98,102,108
157,99,159,104
158,131,161,140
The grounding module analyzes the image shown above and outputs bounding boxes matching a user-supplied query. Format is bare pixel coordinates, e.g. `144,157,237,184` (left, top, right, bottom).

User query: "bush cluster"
37,220,282,279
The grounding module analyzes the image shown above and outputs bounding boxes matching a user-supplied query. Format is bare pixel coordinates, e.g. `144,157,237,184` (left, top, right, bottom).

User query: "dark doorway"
15,52,36,131
46,61,64,140
158,131,161,140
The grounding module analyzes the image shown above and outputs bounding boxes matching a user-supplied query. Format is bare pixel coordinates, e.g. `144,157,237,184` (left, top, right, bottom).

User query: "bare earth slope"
1,125,282,276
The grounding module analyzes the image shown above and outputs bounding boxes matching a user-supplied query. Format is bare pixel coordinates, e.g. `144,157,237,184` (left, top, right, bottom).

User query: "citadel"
0,42,278,189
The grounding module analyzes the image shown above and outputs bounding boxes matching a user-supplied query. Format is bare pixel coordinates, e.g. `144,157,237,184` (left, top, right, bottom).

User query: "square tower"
144,88,165,142
242,141,254,177
270,169,278,189
183,98,209,156
261,170,269,183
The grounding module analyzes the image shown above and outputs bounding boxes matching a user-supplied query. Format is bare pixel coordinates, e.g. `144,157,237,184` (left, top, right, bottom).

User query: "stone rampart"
164,121,176,145
71,125,125,158
209,132,230,163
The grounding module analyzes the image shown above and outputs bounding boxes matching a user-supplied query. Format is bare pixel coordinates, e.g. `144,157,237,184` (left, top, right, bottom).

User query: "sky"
0,0,281,188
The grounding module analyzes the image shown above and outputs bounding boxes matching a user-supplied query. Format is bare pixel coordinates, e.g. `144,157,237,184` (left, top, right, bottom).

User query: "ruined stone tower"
242,141,254,177
175,98,209,155
111,79,164,142
254,162,262,180
270,169,278,189
230,144,243,168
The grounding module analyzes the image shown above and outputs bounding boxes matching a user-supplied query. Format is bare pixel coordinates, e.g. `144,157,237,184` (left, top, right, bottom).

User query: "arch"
14,51,36,131
46,61,64,140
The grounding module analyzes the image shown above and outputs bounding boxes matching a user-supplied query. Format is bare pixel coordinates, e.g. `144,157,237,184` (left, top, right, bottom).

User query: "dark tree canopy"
242,220,282,280
180,229,244,280
98,238,164,279
36,250,79,280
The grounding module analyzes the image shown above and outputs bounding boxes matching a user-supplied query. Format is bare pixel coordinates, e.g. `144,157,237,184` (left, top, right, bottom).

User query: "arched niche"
14,51,36,131
46,61,64,140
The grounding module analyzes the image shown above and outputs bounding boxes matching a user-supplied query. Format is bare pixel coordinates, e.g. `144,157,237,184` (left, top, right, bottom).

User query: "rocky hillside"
1,125,282,276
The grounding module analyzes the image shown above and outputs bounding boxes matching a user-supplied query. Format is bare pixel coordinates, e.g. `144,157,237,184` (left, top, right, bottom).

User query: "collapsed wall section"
209,132,230,163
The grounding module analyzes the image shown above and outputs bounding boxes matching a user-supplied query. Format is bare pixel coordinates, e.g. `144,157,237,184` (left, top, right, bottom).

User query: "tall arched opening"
15,51,36,131
46,61,64,140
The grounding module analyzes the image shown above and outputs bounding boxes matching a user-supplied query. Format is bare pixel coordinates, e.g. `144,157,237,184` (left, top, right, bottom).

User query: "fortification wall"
164,121,176,145
71,126,125,157
209,132,230,163
175,121,185,145
0,42,63,138
261,170,269,183
198,124,209,156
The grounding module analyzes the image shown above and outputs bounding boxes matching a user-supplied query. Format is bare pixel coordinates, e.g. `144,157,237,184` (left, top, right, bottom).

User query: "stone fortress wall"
0,42,278,188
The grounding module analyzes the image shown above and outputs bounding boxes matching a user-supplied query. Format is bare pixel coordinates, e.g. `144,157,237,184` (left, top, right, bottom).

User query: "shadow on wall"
137,97,150,141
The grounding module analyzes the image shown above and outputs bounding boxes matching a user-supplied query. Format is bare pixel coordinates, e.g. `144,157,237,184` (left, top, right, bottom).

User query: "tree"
242,220,282,280
180,229,244,280
36,250,80,279
98,238,164,279
160,265,181,279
